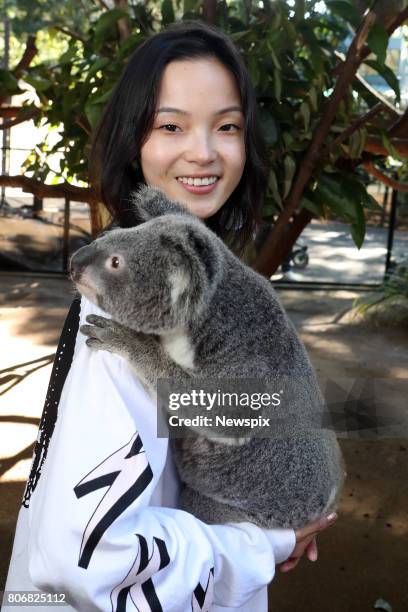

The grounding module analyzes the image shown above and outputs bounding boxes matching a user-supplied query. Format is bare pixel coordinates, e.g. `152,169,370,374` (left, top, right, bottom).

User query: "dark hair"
90,20,268,253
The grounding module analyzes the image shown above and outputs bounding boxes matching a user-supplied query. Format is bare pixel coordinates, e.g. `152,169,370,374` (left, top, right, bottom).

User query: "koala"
70,185,345,529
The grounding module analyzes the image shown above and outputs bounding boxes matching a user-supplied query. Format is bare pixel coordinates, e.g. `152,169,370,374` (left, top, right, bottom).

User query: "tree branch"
0,106,26,118
320,102,384,159
364,136,408,157
333,50,402,118
253,10,377,276
0,175,96,203
14,36,37,79
354,71,401,118
203,0,217,24
358,6,408,65
333,6,408,75
76,116,92,136
363,162,408,192
0,36,37,107
0,109,39,130
114,0,132,41
54,26,87,44
389,107,408,138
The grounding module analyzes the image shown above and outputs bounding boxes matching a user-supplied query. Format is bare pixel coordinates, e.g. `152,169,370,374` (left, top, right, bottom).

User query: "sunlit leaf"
367,23,388,66
363,59,400,102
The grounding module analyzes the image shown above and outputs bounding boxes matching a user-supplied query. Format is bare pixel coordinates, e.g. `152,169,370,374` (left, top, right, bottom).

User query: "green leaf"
300,101,310,131
267,169,282,208
326,0,361,28
273,68,282,103
380,129,402,160
283,155,296,199
270,48,281,70
0,69,21,95
314,173,367,248
161,0,175,25
259,108,278,145
301,195,324,217
59,44,78,66
350,202,366,249
85,101,104,130
229,30,251,42
308,86,318,112
23,75,52,92
92,87,114,104
248,55,260,87
348,128,366,159
183,0,197,12
87,57,110,79
362,192,382,212
93,8,128,47
364,59,400,102
118,32,144,59
367,23,388,66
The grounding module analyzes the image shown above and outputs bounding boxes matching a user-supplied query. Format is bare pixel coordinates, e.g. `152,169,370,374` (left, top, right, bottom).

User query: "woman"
5,21,337,612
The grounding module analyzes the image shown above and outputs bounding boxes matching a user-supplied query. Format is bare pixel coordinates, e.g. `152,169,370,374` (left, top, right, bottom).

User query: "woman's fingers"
306,536,318,562
295,512,337,541
278,515,337,573
279,556,301,573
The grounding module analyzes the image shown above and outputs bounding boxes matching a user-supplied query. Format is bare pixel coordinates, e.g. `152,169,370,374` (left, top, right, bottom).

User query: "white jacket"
3,296,296,612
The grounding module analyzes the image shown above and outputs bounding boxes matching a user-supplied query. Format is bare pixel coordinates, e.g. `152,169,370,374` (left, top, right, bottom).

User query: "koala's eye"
110,256,120,269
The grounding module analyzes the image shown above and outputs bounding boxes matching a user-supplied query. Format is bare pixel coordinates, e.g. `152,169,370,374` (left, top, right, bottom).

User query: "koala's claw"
85,337,103,349
80,318,123,355
80,323,101,338
85,314,113,328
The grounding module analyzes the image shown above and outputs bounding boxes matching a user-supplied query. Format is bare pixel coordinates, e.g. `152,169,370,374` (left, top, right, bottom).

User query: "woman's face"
140,57,246,219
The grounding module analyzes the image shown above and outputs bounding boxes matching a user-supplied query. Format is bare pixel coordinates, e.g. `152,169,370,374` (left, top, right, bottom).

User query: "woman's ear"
131,185,193,222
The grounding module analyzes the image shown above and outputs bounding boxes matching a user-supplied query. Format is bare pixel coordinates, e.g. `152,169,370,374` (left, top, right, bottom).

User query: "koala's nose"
70,244,95,281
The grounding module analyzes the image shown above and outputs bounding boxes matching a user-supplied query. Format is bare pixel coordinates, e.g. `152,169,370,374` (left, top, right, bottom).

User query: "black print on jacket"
74,432,153,569
111,534,170,612
192,568,214,612
22,298,81,508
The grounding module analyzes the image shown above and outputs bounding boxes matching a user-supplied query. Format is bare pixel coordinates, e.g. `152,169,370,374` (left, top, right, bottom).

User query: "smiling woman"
90,21,269,253
4,20,337,612
140,58,246,220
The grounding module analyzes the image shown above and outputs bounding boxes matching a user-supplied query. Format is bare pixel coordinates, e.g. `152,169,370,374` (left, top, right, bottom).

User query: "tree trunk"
203,0,217,24
253,209,313,276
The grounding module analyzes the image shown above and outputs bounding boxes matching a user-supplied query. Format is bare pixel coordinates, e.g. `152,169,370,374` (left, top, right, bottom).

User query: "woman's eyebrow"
156,105,243,115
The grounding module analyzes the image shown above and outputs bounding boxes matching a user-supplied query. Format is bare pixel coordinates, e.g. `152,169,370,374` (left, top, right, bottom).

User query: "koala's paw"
80,314,126,354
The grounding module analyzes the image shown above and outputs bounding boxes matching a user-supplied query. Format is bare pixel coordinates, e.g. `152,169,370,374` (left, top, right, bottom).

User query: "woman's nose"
184,130,217,165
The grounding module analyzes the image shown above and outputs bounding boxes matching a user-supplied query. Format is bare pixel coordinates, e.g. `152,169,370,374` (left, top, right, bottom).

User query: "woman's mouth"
176,175,220,194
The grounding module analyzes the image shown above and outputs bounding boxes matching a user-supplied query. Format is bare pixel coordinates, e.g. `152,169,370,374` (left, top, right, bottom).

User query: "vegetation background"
1,0,407,276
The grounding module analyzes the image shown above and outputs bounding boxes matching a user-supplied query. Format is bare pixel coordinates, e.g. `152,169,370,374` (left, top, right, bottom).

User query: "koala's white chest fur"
161,329,195,370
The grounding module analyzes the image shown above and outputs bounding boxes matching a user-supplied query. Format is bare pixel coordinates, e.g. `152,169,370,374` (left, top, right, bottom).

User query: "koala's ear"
186,226,221,286
130,185,193,222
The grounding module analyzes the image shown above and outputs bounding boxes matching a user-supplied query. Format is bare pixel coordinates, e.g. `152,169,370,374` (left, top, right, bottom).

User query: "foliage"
353,259,408,325
1,0,408,253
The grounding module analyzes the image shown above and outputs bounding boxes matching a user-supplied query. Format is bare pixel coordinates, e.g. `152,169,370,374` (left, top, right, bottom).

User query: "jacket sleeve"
26,297,296,611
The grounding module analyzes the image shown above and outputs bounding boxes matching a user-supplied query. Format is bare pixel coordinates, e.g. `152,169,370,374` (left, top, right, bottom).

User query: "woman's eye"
219,123,241,132
159,124,181,132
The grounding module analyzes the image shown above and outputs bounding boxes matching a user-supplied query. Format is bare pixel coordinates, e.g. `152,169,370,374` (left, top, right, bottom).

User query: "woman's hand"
278,513,338,573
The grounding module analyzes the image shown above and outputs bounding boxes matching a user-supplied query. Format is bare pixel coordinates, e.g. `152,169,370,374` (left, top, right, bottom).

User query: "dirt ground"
0,274,407,612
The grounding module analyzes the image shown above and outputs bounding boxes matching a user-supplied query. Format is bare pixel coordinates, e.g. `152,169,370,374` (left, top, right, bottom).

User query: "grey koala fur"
71,185,345,529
